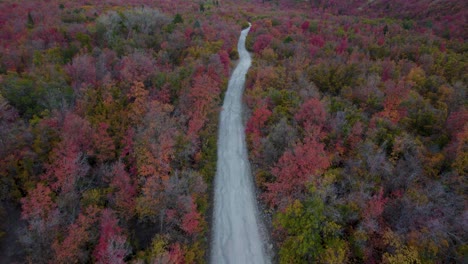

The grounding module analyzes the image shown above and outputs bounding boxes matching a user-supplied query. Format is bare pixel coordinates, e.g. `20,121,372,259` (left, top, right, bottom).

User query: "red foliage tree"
168,243,184,264
310,34,325,48
335,37,348,54
21,183,57,228
20,182,60,262
91,122,116,163
52,206,100,264
446,109,468,138
66,54,97,91
181,198,202,235
42,112,91,193
109,163,136,220
187,71,220,142
30,26,65,49
301,21,310,33
362,187,389,236
253,34,273,54
347,121,364,150
93,209,129,264
295,98,327,138
118,51,156,82
378,80,409,123
366,188,388,219
218,50,231,76
264,136,330,208
60,112,92,151
444,109,468,171
157,127,177,172
246,103,272,157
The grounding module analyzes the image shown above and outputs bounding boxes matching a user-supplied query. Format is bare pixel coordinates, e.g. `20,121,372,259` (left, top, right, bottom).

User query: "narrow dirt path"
210,24,270,264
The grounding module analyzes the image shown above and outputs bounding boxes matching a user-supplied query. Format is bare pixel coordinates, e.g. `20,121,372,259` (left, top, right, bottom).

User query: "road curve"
210,24,270,264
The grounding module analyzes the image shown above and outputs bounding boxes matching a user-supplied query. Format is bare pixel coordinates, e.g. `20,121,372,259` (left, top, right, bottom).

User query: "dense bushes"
0,0,466,263
244,5,466,263
0,0,244,262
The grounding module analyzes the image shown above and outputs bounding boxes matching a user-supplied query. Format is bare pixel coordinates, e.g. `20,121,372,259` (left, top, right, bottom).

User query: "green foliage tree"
276,190,348,263
309,63,359,96
173,13,183,24
27,12,34,29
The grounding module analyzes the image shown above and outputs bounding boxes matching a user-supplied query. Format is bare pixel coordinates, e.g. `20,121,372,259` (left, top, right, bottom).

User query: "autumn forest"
0,0,466,263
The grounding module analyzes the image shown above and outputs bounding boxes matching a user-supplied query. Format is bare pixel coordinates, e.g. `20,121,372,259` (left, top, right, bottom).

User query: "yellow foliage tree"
382,230,421,264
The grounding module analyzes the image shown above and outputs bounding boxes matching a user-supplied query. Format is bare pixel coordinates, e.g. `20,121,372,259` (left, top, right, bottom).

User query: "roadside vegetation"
0,0,466,263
